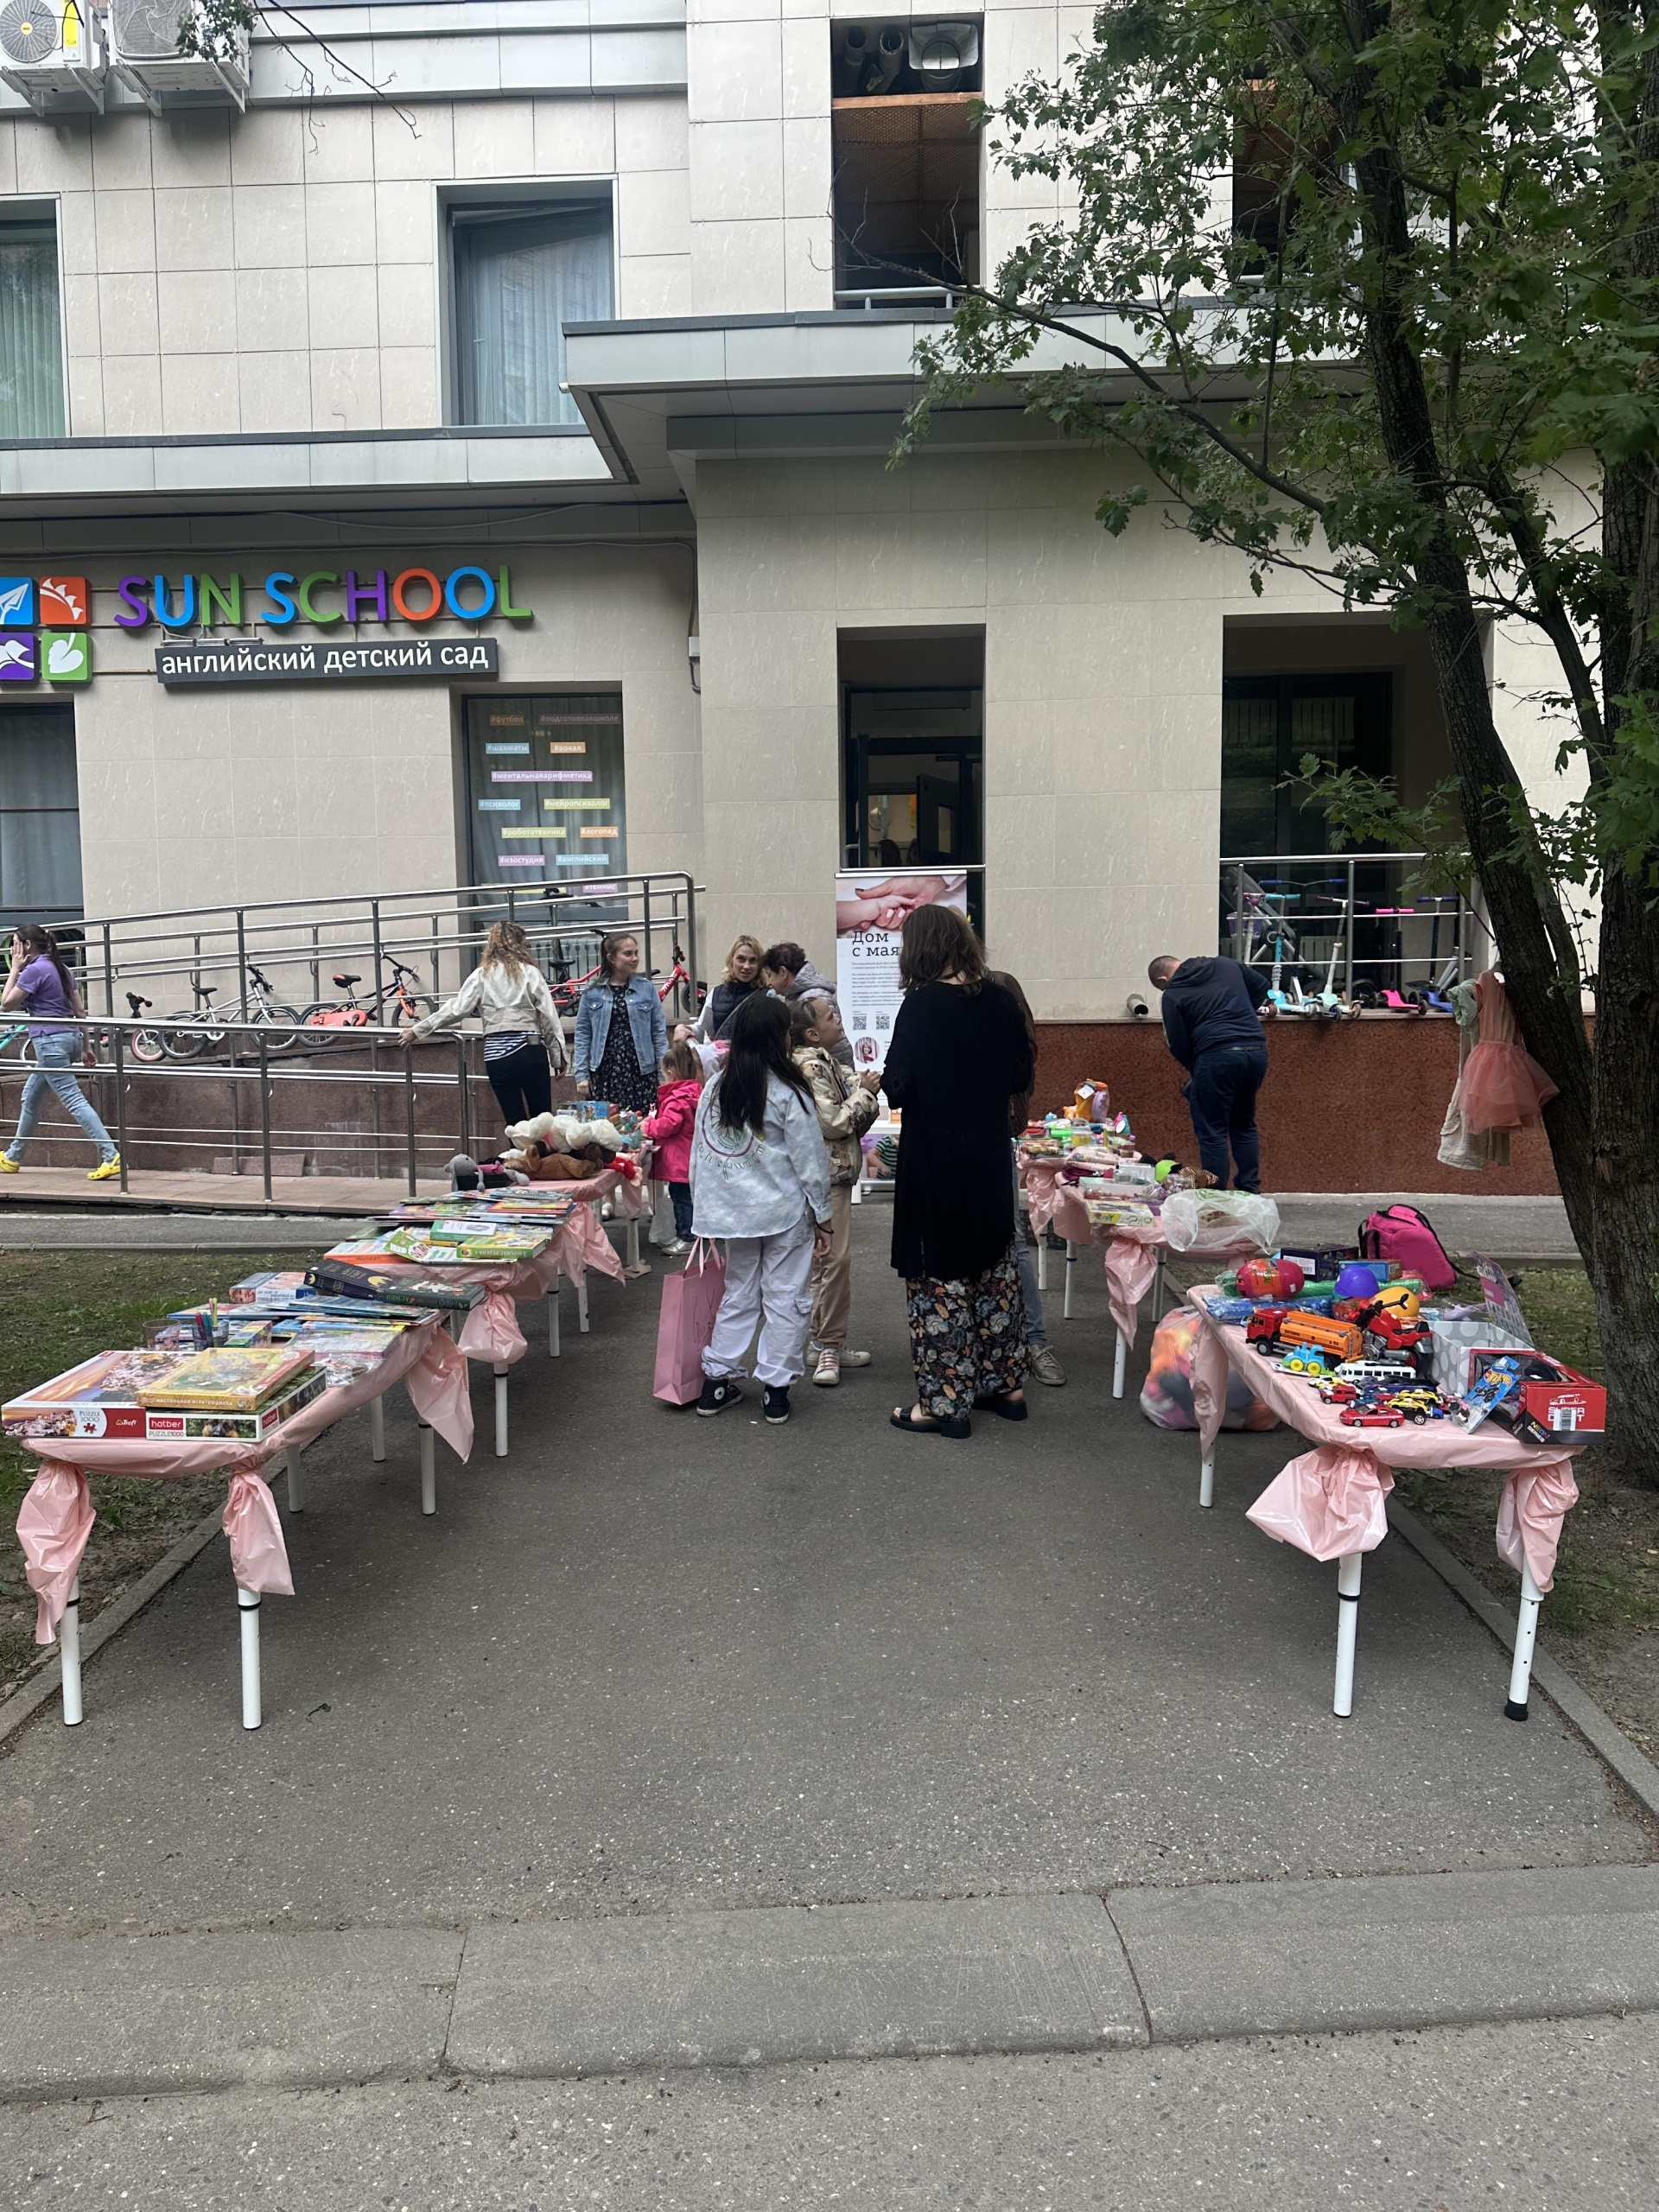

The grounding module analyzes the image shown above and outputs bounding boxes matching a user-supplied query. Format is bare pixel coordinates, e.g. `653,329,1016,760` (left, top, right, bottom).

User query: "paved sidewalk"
0,1211,1641,2132
5,2013,1658,2210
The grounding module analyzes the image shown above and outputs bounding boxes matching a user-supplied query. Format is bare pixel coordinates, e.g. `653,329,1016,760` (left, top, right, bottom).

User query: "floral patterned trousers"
905,1247,1029,1421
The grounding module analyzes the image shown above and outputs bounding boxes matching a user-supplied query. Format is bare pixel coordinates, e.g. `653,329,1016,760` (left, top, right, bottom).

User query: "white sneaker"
813,1348,841,1387
663,1239,691,1256
838,1349,872,1368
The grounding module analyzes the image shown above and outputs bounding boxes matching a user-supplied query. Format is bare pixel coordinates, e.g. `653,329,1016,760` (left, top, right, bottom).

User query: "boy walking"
790,995,880,1386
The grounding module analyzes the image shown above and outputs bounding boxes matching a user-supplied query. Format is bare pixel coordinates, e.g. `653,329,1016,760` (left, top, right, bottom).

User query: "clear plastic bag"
1157,1189,1281,1255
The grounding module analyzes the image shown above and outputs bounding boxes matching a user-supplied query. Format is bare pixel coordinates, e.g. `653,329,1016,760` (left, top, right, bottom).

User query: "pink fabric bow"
17,1459,96,1646
1496,1458,1580,1592
1103,1239,1160,1347
404,1328,474,1460
1247,1444,1395,1561
458,1286,527,1365
561,1203,625,1287
222,1470,293,1596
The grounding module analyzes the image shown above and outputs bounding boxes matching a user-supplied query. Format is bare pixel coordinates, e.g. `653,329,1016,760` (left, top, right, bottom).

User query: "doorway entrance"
840,630,985,936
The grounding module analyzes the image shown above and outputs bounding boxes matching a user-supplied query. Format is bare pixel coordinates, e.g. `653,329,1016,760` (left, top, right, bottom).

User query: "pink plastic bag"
654,1240,727,1405
17,1459,96,1645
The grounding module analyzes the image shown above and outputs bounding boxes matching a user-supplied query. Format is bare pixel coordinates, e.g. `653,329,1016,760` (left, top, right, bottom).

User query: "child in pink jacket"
644,1039,704,1254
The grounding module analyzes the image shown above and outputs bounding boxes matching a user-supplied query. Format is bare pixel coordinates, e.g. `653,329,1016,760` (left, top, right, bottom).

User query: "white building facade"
0,2,1554,1014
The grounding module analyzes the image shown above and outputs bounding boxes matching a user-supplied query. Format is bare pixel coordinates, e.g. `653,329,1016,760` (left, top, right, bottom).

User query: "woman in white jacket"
409,921,569,1127
690,993,831,1427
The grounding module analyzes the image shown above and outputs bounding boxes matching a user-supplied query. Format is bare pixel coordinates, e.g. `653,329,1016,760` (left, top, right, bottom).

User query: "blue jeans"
669,1181,694,1240
7,1034,116,1162
1186,1044,1268,1192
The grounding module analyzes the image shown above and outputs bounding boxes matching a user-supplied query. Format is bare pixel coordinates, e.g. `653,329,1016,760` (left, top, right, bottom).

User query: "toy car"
1384,1389,1450,1425
1280,1348,1329,1378
1334,1358,1419,1389
1340,1407,1405,1427
1245,1306,1289,1347
1318,1380,1361,1405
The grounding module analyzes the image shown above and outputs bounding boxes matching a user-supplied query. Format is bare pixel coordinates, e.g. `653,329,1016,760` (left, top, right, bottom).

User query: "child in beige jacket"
790,994,881,1386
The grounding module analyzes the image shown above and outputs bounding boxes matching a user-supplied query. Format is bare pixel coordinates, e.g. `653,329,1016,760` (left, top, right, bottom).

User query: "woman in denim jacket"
573,931,668,1115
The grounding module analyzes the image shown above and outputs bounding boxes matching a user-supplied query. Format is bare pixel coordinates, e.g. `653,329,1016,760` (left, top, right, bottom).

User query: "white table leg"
419,1421,436,1515
851,1168,864,1205
1151,1262,1165,1326
1333,1553,1363,1718
60,1575,83,1726
283,1447,302,1514
1199,1449,1215,1510
1063,1242,1076,1319
548,1269,561,1357
1037,1236,1047,1293
369,1394,386,1463
626,1216,640,1270
1505,1561,1544,1720
493,1365,509,1456
1112,1329,1128,1401
577,1278,589,1333
238,1585,262,1731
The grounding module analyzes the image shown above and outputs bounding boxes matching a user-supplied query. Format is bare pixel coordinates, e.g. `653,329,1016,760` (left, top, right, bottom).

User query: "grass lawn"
0,1250,311,1700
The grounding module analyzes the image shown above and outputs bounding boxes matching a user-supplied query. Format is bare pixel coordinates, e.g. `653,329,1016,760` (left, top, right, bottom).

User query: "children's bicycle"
129,969,306,1063
301,958,434,1038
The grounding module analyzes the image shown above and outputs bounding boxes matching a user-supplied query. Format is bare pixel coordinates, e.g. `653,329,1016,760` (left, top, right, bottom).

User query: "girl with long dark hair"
573,929,668,1114
1,925,120,1179
882,906,1033,1437
687,992,832,1425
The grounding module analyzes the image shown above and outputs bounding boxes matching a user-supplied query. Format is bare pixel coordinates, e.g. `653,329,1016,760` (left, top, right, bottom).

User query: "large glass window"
1221,672,1391,855
463,693,626,900
450,202,612,429
0,702,81,929
0,213,64,439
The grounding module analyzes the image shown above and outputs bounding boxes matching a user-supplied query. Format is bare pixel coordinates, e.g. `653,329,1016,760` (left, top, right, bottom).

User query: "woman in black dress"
881,906,1035,1438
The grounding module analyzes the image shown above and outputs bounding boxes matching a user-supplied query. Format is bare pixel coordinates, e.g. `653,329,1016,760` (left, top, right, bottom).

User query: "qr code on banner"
875,1012,890,1030
852,1012,867,1030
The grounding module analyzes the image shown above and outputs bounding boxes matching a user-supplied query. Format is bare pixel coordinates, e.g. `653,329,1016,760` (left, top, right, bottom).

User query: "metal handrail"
50,871,702,1030
1219,852,1488,997
0,1010,488,1204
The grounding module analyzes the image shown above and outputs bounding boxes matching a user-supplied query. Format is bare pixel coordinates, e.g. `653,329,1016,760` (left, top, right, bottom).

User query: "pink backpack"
1360,1205,1457,1293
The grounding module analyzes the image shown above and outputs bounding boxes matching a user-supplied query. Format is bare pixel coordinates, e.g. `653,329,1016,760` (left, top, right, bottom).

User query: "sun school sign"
118,563,530,686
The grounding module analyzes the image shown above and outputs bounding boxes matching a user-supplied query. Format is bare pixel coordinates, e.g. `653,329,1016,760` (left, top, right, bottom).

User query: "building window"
831,19,982,306
464,694,627,899
1221,672,1392,855
0,702,81,929
0,212,64,439
449,201,613,429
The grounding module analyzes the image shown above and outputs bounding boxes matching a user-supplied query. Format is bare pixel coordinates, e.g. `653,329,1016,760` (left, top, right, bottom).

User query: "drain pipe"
866,25,904,93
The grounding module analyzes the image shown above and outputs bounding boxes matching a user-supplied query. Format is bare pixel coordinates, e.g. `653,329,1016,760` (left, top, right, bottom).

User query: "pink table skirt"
1022,1165,1258,1347
16,1316,473,1648
1185,1288,1580,1588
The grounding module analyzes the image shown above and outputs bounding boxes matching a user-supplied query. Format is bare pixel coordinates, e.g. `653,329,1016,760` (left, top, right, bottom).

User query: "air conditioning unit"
107,0,248,111
0,0,108,112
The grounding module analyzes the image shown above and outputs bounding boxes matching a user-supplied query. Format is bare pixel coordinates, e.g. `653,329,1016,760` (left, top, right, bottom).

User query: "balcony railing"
1220,854,1489,1004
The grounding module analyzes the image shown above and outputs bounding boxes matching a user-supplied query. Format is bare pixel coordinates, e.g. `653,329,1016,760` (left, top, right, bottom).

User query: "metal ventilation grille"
0,2,60,63
110,0,183,60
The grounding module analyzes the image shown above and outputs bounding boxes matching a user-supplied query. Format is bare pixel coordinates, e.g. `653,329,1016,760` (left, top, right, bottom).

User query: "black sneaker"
696,1377,744,1417
762,1384,791,1425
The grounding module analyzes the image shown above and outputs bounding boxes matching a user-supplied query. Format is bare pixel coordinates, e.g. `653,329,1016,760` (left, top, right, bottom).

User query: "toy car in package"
1463,1348,1606,1444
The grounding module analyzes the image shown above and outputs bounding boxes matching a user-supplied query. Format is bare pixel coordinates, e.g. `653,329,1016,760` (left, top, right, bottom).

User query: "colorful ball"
1336,1262,1382,1299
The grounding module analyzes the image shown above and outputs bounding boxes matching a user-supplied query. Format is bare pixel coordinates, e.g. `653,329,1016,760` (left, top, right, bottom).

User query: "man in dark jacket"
1148,953,1273,1192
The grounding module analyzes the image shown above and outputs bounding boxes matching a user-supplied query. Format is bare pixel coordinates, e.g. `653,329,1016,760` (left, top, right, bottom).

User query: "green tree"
901,0,1659,1479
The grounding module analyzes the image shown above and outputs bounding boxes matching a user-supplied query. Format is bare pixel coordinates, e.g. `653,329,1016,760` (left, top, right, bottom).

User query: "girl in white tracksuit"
690,992,831,1426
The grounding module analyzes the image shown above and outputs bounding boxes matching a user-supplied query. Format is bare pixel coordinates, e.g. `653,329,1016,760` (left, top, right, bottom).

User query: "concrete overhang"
562,304,1269,496
0,424,621,520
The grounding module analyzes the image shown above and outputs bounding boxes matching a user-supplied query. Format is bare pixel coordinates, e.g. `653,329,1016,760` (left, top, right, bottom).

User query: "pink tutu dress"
1459,970,1559,1134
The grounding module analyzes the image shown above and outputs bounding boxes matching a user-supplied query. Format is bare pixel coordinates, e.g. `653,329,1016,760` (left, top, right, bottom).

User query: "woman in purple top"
1,925,120,1179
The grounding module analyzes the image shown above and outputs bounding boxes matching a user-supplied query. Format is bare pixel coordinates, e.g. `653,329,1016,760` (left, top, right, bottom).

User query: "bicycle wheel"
256,1006,305,1054
129,1027,168,1065
160,1018,209,1059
